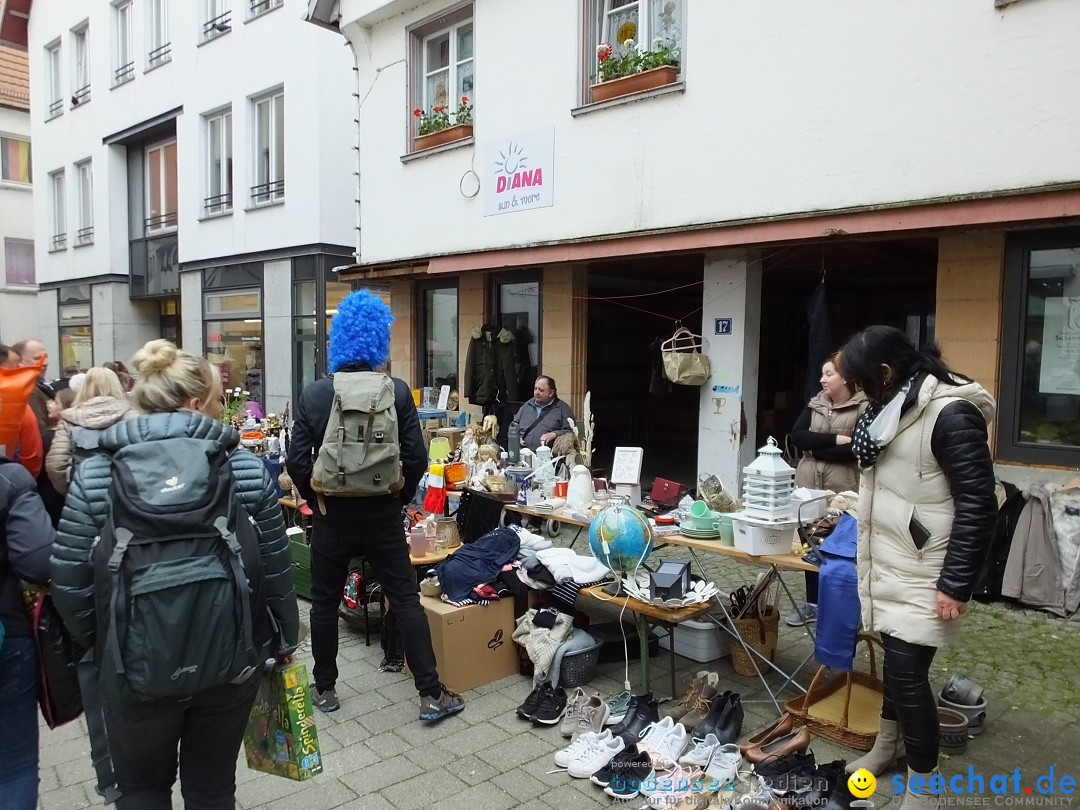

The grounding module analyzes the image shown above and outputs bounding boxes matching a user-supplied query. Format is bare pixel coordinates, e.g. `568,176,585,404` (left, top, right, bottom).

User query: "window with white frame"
45,41,63,118
147,0,171,67
113,1,134,85
145,140,178,232
50,170,67,250
4,239,35,286
583,0,684,92
203,0,232,40
249,0,283,20
71,24,91,106
0,136,32,184
251,90,284,204
410,6,474,141
75,160,93,244
205,109,233,214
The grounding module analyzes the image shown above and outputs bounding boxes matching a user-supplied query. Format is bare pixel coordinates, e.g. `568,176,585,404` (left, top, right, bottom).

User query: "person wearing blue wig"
287,290,464,721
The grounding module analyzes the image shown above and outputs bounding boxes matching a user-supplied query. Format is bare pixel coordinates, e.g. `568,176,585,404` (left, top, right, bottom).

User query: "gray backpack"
311,371,403,498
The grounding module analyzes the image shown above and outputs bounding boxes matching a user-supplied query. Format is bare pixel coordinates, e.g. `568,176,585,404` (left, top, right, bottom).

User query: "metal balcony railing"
114,61,135,83
76,226,94,243
47,98,63,117
145,211,178,232
250,0,282,15
250,179,284,204
51,233,67,250
203,192,233,215
203,10,232,36
148,42,172,66
71,84,91,106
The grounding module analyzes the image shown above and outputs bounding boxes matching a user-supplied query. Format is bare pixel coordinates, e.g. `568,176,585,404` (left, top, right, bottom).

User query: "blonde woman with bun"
50,339,299,809
45,367,131,495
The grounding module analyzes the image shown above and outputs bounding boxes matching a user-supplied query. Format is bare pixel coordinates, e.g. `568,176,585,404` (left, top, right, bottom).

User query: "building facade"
21,0,360,413
308,0,1080,489
0,43,37,346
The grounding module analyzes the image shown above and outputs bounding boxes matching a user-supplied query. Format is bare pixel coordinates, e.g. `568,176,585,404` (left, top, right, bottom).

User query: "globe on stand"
588,502,654,593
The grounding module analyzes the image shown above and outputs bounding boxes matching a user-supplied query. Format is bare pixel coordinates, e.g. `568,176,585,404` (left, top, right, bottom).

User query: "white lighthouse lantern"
740,436,796,521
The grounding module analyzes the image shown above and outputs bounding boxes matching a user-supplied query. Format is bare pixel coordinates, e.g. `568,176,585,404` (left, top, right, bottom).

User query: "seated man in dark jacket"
287,290,464,722
510,376,575,452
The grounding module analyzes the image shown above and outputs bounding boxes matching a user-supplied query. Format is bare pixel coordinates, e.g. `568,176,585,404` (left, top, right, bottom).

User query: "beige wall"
935,232,1005,449
540,264,587,418
388,280,415,387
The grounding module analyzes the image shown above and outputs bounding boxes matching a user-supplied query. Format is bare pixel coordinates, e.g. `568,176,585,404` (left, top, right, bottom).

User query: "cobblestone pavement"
37,531,1080,809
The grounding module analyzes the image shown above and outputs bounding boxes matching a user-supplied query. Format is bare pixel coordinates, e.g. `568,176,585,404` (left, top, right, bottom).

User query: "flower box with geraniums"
591,36,680,103
412,96,474,151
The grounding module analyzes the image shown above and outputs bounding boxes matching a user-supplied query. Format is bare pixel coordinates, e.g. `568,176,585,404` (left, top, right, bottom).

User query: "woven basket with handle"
783,633,885,751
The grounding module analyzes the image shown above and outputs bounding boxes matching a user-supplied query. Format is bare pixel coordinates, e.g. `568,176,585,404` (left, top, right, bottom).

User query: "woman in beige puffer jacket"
839,326,996,810
45,367,133,495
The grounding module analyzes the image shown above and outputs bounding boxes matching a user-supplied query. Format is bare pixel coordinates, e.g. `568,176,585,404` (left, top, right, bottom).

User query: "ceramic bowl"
938,706,970,752
938,693,988,736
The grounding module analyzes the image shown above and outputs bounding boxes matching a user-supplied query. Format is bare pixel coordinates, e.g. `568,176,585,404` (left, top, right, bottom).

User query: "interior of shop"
584,238,938,488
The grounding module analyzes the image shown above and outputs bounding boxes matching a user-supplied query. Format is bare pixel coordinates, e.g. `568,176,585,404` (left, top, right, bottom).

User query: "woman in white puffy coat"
838,326,996,810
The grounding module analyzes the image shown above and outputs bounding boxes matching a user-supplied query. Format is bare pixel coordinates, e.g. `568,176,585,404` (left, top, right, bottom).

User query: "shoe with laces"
638,718,688,768
567,734,625,779
604,746,657,799
555,729,611,768
605,690,632,725
591,742,642,787
785,603,817,627
313,688,340,713
419,685,465,722
640,763,704,808
531,685,567,725
681,684,720,731
518,682,549,721
705,742,743,791
570,695,610,740
681,732,721,767
735,777,784,810
558,687,592,737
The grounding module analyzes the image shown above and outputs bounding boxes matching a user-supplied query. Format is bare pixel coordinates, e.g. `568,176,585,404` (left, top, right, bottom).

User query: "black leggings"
880,633,938,772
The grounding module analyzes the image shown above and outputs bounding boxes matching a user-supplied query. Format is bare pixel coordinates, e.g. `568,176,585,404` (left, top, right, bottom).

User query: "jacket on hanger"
463,325,517,405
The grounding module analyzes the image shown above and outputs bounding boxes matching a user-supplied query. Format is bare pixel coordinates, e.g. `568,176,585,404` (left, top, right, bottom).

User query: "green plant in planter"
221,386,250,426
413,96,473,136
596,37,679,82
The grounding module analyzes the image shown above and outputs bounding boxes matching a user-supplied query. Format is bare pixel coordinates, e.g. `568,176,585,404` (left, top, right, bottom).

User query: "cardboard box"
408,595,519,693
436,426,466,452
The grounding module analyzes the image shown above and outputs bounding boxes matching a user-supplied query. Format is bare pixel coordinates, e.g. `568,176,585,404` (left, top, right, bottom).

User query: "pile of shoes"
743,747,857,810
665,670,746,743
517,682,568,726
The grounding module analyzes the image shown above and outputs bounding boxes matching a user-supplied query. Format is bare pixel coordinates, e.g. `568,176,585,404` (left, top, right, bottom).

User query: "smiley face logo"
848,769,876,799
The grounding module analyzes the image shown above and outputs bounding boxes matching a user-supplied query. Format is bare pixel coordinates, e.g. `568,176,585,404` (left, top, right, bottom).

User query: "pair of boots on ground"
848,717,942,809
665,671,744,742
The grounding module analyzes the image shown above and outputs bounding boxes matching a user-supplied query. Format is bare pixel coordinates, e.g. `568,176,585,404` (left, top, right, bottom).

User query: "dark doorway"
758,238,938,447
587,257,704,487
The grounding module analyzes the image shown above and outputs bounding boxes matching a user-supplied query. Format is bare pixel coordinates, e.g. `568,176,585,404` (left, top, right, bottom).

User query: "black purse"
26,590,85,729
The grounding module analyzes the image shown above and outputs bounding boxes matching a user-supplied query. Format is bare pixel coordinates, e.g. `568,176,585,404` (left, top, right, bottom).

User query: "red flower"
461,96,469,104
433,105,444,112
412,108,422,117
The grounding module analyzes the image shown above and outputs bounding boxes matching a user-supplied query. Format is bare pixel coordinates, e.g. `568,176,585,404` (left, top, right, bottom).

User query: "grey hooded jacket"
1002,485,1080,619
50,411,299,655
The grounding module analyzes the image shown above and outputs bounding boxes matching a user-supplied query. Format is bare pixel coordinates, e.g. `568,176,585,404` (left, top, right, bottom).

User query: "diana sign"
484,127,555,216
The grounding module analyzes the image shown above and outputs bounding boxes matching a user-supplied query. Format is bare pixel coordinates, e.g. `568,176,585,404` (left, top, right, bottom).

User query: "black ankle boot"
617,697,660,745
692,690,732,741
714,692,744,744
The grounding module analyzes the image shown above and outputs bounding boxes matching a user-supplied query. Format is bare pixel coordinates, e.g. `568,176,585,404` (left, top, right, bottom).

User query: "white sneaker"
680,732,721,767
705,742,743,791
567,734,626,779
643,721,688,768
640,763,704,808
554,728,610,769
571,695,611,740
636,716,676,757
558,687,591,738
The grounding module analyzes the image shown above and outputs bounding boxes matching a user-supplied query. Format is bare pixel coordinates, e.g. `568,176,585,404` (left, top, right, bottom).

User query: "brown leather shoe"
743,725,812,764
737,712,794,754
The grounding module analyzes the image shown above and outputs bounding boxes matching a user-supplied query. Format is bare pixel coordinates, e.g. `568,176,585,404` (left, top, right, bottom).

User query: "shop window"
160,298,181,346
492,273,542,402
418,282,458,389
58,286,93,369
1,136,32,184
204,288,263,403
4,239,35,286
1000,230,1080,465
293,278,317,398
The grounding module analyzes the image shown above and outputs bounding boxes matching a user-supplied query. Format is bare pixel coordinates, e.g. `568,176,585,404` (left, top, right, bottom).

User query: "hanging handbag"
24,589,84,729
661,327,711,386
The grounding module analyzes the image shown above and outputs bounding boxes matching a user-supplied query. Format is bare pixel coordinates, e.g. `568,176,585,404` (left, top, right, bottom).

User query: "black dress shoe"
617,697,660,746
609,692,652,737
794,760,845,809
714,692,745,744
756,750,817,787
692,690,732,741
823,761,860,810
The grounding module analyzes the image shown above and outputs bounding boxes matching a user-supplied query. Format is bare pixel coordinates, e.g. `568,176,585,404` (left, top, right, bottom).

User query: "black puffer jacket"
0,458,54,636
50,411,299,655
463,326,516,405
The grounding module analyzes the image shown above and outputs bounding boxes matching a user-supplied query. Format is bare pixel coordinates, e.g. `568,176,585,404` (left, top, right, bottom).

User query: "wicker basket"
558,642,602,688
729,608,780,676
784,634,884,751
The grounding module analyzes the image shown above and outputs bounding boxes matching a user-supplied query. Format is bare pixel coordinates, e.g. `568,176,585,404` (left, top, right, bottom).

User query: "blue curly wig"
328,290,394,373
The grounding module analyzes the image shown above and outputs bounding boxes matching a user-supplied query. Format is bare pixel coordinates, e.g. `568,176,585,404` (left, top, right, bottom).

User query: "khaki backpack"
311,372,403,504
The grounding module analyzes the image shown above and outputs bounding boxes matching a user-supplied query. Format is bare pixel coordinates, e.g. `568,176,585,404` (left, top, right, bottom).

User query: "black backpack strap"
106,525,134,675
214,515,257,666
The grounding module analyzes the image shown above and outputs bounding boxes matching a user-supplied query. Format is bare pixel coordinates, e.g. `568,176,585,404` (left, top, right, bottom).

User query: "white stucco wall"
341,0,1080,264
0,104,37,344
27,0,357,289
